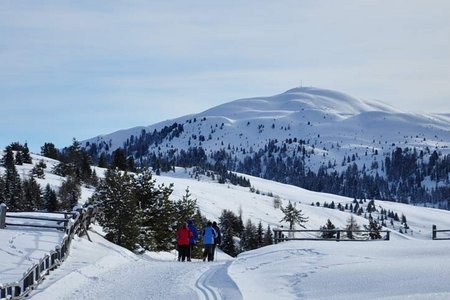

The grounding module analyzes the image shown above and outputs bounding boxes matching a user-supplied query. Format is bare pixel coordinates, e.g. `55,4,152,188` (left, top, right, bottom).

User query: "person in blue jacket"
187,219,198,261
202,221,218,262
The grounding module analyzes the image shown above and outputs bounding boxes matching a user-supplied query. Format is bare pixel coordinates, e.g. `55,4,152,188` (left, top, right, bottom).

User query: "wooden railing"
0,204,98,300
432,225,450,240
273,228,390,244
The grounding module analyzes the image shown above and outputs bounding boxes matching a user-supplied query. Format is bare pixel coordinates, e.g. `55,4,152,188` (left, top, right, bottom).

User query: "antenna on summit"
299,80,303,88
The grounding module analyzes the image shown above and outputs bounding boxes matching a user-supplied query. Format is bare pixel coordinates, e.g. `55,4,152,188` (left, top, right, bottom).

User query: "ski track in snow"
194,261,243,300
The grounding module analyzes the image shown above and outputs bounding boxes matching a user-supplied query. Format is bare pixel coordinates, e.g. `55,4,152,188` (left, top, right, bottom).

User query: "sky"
1,0,449,152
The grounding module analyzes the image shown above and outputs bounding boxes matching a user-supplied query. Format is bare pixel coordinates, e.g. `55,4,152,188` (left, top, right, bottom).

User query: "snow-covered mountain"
84,86,450,155
82,87,450,205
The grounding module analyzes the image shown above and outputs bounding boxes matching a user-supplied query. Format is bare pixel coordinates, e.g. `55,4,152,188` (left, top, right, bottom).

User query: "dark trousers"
178,244,189,262
187,243,194,261
203,244,214,261
211,243,217,261
187,243,192,261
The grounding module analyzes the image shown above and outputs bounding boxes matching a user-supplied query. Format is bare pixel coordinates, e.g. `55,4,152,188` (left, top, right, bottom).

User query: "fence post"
336,230,340,241
0,203,6,229
432,225,436,240
386,231,390,241
273,229,278,244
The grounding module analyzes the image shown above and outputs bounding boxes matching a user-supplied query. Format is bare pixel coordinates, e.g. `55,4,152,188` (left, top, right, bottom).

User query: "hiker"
187,219,198,261
176,223,192,262
211,221,221,261
202,221,218,262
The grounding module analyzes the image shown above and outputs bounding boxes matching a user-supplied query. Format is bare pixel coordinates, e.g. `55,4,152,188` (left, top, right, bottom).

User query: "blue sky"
1,0,449,152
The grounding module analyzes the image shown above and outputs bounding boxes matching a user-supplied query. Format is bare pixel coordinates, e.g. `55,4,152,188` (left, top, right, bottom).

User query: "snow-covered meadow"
2,156,450,299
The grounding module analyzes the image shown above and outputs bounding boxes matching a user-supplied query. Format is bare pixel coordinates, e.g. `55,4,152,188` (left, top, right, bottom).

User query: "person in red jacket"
176,223,192,262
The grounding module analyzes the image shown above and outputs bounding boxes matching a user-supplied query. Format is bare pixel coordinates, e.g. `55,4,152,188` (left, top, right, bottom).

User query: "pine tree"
98,153,108,168
134,169,176,251
257,221,264,248
43,184,58,212
365,219,382,240
150,183,176,251
22,177,43,211
31,160,47,179
241,219,258,251
320,219,336,239
1,147,15,169
3,162,23,211
221,226,238,257
175,187,197,225
22,143,32,164
280,201,308,230
15,150,23,165
263,225,274,246
0,176,5,204
219,209,241,256
111,148,127,171
345,215,360,240
96,169,140,250
58,176,81,210
41,142,59,159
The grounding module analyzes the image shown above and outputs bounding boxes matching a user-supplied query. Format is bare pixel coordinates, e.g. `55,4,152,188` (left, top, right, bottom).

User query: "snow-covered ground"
27,228,450,300
2,157,450,299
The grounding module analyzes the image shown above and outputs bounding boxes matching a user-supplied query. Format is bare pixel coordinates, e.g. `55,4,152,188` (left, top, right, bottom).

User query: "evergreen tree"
41,142,59,159
98,153,108,168
175,187,197,225
149,183,175,251
365,219,383,240
263,225,274,246
22,143,32,164
111,148,128,171
1,147,15,169
43,184,58,212
0,176,5,204
280,201,308,230
15,150,23,165
3,163,23,211
221,226,238,257
320,219,336,239
345,215,360,240
241,219,258,251
134,169,176,251
219,209,241,256
58,176,81,210
22,177,43,211
257,221,264,248
96,169,140,250
31,160,47,179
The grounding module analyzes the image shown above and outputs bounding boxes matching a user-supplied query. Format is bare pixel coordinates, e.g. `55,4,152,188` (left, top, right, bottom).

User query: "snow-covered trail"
195,261,243,300
29,230,241,300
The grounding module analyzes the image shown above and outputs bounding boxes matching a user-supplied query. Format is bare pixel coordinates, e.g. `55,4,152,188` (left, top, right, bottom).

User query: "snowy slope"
2,151,450,299
82,86,450,177
6,164,449,299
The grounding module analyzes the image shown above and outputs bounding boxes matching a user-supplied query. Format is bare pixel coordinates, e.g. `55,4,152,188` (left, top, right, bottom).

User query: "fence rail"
0,204,98,300
432,225,450,240
273,228,390,244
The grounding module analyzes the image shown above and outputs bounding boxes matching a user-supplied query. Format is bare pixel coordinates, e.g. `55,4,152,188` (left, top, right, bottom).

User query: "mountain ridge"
81,86,450,206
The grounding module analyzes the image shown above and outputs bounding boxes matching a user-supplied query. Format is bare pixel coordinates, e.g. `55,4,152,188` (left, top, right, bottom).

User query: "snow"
2,154,450,299
0,226,63,284
229,240,450,300
82,86,450,178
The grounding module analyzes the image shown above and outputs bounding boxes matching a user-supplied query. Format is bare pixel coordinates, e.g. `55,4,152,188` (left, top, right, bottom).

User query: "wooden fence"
0,204,98,300
273,228,390,244
432,225,450,240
